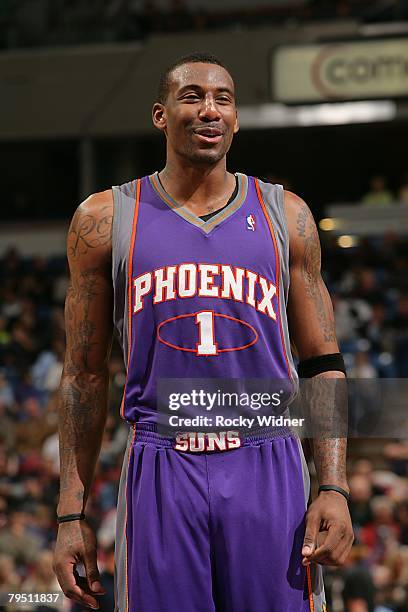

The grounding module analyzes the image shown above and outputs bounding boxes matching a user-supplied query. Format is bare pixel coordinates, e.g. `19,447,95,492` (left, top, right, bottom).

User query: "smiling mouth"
193,128,223,144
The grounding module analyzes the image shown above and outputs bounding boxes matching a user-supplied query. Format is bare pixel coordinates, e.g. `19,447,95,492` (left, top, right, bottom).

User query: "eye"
182,93,200,102
217,94,232,104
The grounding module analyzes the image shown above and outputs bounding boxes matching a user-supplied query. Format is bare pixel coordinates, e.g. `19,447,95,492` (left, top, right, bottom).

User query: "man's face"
153,62,239,165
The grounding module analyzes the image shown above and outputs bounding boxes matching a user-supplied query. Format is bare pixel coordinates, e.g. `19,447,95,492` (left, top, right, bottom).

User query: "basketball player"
53,53,353,611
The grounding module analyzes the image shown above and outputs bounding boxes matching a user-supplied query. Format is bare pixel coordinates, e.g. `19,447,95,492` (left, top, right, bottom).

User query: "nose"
198,94,221,122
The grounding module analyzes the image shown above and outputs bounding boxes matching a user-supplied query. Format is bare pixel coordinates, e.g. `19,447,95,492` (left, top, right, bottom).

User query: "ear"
152,103,167,132
233,109,239,134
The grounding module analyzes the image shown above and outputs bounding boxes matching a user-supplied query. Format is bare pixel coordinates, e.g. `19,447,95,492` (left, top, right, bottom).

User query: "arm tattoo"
59,267,111,509
59,375,105,443
302,376,348,486
296,204,336,343
296,205,308,238
64,268,103,372
58,373,107,506
68,207,112,259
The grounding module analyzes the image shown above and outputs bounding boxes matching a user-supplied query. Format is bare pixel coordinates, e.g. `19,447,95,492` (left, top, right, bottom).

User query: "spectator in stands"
32,339,64,394
0,370,14,410
398,173,408,205
15,396,56,452
362,497,400,563
372,564,396,611
352,458,374,479
383,441,408,478
0,510,42,568
0,316,11,347
349,351,377,378
0,553,21,594
21,550,64,610
342,545,376,612
392,295,408,377
333,292,373,348
362,175,394,206
349,474,374,530
395,501,408,545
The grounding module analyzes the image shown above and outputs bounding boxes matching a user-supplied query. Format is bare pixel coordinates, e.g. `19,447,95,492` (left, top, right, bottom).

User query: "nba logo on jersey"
246,214,256,231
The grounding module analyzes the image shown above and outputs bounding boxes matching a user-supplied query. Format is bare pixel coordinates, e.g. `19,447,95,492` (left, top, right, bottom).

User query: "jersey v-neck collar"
199,176,238,222
148,171,248,235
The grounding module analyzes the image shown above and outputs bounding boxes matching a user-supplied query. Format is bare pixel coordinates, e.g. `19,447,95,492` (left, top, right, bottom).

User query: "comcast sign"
273,38,408,102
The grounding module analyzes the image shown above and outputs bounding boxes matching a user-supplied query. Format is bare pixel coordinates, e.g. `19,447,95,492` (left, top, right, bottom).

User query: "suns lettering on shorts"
174,431,241,452
132,263,277,320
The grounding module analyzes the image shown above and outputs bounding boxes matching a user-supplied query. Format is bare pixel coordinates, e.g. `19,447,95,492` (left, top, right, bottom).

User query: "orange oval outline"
157,311,259,354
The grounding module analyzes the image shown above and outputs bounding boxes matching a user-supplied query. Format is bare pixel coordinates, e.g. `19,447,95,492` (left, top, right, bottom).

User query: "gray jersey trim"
114,427,134,612
112,181,138,610
297,438,326,609
257,179,298,385
112,180,138,365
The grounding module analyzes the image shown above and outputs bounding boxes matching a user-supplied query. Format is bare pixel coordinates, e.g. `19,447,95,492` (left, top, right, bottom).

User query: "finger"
337,539,354,566
302,512,320,559
311,537,348,566
75,572,101,595
74,574,105,607
83,553,106,594
56,561,100,609
309,523,347,565
329,530,354,567
62,583,100,609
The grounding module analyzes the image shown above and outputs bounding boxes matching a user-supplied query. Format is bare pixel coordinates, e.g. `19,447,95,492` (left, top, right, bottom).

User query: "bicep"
285,191,339,360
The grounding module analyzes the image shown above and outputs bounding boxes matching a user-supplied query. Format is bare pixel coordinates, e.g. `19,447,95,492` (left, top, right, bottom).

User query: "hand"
302,491,354,567
53,520,106,609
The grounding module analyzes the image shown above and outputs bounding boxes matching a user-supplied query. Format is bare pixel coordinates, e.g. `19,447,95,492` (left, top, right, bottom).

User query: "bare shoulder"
283,189,320,263
67,189,113,268
283,190,315,234
79,189,113,215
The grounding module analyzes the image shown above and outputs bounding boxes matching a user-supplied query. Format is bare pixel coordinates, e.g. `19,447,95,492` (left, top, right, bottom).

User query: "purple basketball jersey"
113,172,297,424
112,173,326,611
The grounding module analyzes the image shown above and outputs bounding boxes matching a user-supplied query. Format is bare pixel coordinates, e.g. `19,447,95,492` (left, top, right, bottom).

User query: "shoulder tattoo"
68,205,112,259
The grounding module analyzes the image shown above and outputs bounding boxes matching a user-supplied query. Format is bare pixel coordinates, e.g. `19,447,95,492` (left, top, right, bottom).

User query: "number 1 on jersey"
195,311,218,355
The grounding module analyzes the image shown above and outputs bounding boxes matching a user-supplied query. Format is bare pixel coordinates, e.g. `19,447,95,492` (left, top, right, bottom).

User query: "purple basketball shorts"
114,424,325,611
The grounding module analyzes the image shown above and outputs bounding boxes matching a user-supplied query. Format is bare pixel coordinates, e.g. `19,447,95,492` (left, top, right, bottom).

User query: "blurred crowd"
1,0,407,49
361,175,408,208
324,455,408,611
0,231,407,611
0,249,126,611
323,231,408,379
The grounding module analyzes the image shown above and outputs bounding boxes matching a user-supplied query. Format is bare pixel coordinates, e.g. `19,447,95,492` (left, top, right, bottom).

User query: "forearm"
307,371,348,490
57,370,109,515
311,437,348,489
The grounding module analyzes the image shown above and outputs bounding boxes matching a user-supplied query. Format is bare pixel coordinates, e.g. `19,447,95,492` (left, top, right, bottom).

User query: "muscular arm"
55,190,114,608
285,190,353,566
285,189,347,488
58,190,114,514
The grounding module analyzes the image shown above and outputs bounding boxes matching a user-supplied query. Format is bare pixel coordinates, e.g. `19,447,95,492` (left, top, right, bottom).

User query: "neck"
158,155,235,215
